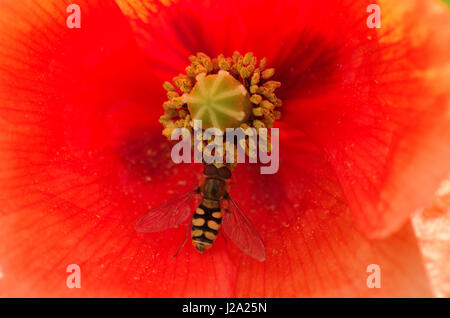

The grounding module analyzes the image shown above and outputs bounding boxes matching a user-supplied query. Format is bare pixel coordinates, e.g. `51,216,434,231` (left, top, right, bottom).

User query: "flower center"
159,51,282,166
183,71,251,131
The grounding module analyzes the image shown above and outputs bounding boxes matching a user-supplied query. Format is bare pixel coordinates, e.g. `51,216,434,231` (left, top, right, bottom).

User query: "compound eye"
218,167,231,179
204,164,218,176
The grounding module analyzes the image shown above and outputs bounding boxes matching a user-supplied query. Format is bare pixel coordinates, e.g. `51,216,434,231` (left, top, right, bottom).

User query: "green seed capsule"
184,71,251,131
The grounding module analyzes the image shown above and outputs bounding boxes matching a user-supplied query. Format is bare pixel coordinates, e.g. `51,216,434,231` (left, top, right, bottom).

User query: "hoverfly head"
203,164,218,176
217,166,231,180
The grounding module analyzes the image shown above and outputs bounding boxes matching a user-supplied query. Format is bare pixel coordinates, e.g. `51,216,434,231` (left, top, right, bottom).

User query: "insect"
135,163,266,261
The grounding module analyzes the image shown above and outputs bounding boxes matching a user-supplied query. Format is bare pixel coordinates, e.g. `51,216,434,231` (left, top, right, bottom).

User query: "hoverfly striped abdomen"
191,205,223,252
191,164,228,252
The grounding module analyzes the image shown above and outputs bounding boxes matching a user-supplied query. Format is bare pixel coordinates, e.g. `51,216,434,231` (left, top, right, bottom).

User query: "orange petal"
413,179,450,297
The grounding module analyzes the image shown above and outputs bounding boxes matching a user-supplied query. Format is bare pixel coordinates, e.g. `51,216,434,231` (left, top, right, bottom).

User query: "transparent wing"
222,195,266,261
135,189,198,233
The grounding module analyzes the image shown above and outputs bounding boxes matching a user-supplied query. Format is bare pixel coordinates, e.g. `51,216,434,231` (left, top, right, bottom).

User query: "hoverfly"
135,163,266,261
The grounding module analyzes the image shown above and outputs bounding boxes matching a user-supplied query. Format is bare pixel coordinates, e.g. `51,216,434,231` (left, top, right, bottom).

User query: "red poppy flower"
0,0,449,297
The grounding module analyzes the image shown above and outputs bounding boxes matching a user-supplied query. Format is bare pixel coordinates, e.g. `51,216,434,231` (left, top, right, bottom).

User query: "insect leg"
223,197,232,222
220,229,228,244
172,223,191,258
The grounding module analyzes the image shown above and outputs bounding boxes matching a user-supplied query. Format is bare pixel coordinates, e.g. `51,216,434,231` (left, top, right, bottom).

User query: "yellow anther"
217,54,231,71
167,91,179,99
173,75,193,93
189,55,198,63
240,67,249,79
263,81,282,91
233,51,240,63
259,58,267,70
171,97,184,109
197,52,213,72
274,111,282,120
253,107,264,117
250,94,263,105
249,85,259,94
275,98,283,107
159,115,171,124
246,64,255,77
178,109,188,118
163,81,175,91
266,93,277,103
163,101,175,110
186,62,208,76
261,68,275,80
251,69,261,86
260,100,274,110
243,52,253,65
253,119,266,129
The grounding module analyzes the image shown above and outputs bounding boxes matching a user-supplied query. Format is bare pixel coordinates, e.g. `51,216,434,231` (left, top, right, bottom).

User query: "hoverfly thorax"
200,164,230,201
